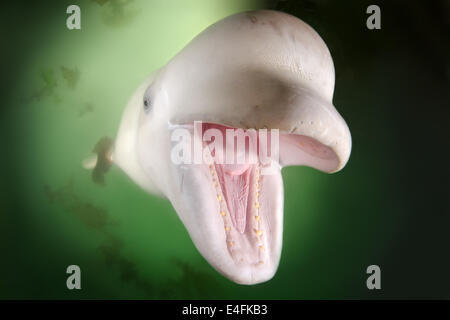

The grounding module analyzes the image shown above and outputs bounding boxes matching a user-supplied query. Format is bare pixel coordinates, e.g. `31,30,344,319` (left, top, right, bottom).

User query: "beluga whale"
85,10,351,285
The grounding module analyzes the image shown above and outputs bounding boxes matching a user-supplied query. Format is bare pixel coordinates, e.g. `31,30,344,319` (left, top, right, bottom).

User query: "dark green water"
1,0,449,299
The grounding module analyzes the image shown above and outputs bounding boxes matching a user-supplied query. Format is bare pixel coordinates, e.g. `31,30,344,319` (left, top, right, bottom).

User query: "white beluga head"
91,10,351,285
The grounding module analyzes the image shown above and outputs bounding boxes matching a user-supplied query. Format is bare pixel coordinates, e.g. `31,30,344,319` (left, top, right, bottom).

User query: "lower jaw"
167,122,284,283
205,150,269,267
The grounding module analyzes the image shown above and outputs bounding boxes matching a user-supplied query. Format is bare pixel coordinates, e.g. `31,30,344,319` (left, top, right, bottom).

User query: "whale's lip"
171,117,346,173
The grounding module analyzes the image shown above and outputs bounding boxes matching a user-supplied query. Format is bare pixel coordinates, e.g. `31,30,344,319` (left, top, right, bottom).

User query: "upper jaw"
168,86,351,173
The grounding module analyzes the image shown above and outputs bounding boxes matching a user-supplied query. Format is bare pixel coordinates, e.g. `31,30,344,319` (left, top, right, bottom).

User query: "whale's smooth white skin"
112,10,351,285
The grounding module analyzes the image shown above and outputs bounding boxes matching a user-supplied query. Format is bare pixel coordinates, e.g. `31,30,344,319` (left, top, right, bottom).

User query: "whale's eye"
144,97,150,112
143,93,152,113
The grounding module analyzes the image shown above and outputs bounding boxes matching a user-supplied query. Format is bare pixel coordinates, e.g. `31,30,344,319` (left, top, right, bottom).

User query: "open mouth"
167,121,340,284
199,123,279,268
167,122,283,283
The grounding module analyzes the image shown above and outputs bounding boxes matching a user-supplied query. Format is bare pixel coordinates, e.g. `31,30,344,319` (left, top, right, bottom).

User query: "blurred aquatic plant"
78,103,95,117
44,177,222,298
29,69,60,102
60,66,80,90
93,0,139,28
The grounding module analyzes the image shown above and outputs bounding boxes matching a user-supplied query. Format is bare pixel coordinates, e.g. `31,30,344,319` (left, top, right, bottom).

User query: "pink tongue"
216,164,252,234
222,163,250,175
204,124,255,234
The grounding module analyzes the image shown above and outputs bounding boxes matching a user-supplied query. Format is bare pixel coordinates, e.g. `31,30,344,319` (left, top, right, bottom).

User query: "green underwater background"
0,0,449,299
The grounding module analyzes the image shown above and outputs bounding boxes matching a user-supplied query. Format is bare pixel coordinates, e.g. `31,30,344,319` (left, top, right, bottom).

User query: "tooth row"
208,149,265,265
208,162,235,257
254,166,265,265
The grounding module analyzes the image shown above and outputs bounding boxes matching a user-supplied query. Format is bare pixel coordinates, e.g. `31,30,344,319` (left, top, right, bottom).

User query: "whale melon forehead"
162,10,335,107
